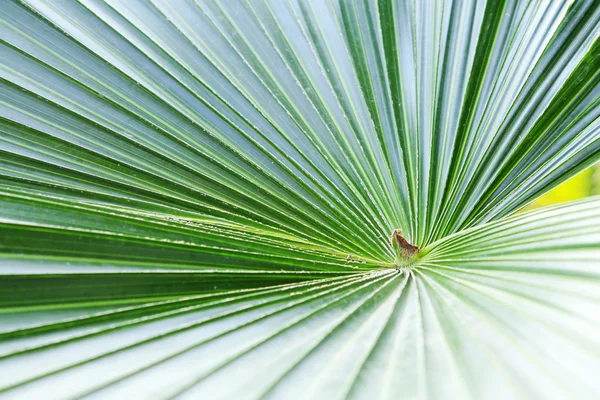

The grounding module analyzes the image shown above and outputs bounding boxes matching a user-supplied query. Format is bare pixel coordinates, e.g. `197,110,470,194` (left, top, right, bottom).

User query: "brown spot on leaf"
391,229,420,259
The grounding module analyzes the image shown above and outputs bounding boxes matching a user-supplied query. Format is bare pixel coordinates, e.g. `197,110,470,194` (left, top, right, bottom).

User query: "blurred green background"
527,162,600,210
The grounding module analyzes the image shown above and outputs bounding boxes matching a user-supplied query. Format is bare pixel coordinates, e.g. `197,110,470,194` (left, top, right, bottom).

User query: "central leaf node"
390,229,420,267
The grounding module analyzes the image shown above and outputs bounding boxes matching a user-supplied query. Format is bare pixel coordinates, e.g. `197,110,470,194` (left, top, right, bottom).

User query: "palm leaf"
1,0,599,398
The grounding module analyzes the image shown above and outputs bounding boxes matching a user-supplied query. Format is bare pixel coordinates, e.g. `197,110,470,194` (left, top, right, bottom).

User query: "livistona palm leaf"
1,0,600,398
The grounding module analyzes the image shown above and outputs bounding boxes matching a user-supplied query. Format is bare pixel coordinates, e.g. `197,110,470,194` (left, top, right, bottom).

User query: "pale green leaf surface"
1,0,600,398
0,199,599,399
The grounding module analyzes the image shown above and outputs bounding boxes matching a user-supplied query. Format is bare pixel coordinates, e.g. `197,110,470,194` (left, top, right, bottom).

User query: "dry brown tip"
391,229,420,259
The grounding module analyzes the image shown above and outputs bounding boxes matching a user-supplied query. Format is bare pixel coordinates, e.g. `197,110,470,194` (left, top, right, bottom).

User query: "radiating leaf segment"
0,0,600,398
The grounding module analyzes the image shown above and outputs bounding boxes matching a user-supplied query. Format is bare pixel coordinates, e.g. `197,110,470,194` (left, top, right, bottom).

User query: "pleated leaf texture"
1,0,600,399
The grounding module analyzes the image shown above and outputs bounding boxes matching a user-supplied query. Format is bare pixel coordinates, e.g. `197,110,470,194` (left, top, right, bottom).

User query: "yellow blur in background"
526,163,600,210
